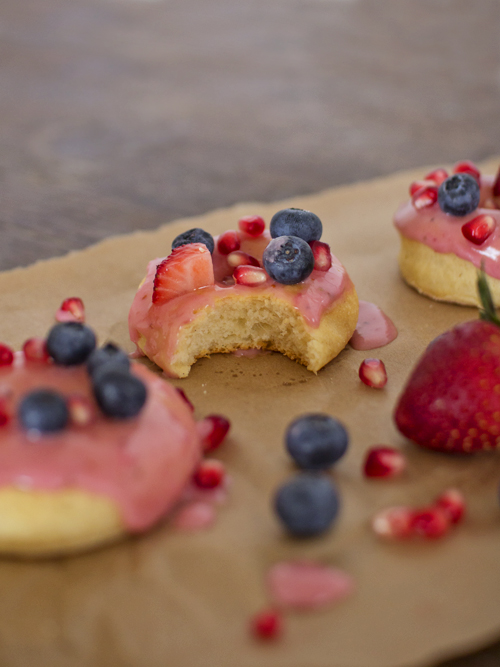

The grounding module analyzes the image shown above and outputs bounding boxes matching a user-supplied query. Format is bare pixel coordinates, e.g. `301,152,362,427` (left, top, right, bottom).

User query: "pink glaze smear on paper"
350,301,398,350
267,561,355,610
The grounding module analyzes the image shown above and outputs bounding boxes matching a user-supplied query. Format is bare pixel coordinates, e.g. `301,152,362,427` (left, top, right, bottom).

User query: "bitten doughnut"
129,209,359,378
0,325,202,557
394,161,500,306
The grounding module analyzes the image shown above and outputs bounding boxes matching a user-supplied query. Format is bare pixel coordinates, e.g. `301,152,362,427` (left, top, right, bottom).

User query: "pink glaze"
349,300,398,350
128,230,353,376
0,358,202,531
171,500,216,531
394,174,500,279
267,561,355,610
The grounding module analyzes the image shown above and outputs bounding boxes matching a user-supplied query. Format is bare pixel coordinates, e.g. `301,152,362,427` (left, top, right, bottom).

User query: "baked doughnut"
0,329,202,557
129,210,359,378
394,161,500,306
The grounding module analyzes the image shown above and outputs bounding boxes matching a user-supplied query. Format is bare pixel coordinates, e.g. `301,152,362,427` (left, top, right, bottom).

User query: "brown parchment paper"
0,159,500,667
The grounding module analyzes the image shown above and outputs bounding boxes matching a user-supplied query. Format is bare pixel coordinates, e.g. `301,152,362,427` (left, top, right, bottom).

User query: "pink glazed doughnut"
394,161,500,306
129,215,359,378
0,351,202,556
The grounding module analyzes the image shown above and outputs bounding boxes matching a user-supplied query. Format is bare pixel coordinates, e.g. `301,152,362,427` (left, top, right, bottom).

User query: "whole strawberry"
395,273,500,454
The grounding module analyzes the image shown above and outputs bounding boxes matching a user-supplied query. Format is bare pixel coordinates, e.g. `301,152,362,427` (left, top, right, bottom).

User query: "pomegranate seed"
453,160,481,182
363,446,406,479
251,609,283,640
238,215,266,237
22,338,49,363
493,165,500,197
409,179,434,197
359,358,387,389
233,265,268,286
412,185,438,211
217,230,241,255
410,506,450,539
0,404,10,427
56,297,85,323
372,506,414,539
309,241,332,271
424,168,449,185
227,251,260,269
67,395,95,426
0,344,14,367
193,459,225,489
176,387,194,412
198,414,231,452
462,214,496,245
435,488,466,524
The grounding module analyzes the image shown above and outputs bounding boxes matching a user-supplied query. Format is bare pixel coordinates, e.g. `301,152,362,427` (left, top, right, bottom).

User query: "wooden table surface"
1,0,499,665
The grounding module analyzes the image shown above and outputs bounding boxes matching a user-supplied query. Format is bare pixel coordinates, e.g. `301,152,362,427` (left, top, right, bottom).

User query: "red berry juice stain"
350,301,398,351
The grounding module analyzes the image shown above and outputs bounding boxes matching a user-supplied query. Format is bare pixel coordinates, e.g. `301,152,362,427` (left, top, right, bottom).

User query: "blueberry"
46,322,96,366
86,343,130,377
18,389,69,434
286,414,349,470
92,368,147,419
262,236,314,285
438,173,480,217
274,473,339,537
270,209,322,243
172,228,215,254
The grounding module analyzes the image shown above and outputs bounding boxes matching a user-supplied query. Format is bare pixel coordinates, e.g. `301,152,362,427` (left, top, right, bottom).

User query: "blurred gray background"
1,0,498,272
0,3,499,661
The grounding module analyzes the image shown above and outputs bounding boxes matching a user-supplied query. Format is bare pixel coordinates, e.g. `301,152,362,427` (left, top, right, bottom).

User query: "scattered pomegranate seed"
410,506,450,539
372,506,414,539
409,179,434,197
251,609,283,640
424,168,449,185
435,488,466,524
493,165,500,198
309,241,332,271
0,344,14,367
359,358,387,389
238,215,266,237
176,387,194,412
67,395,95,426
217,230,241,255
412,185,438,211
462,214,496,245
227,251,260,269
193,459,225,489
363,446,406,479
233,265,268,286
453,160,481,182
55,297,85,323
198,414,231,452
22,337,50,363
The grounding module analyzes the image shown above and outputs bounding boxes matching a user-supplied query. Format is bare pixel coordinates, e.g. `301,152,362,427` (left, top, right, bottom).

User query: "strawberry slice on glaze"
152,243,214,305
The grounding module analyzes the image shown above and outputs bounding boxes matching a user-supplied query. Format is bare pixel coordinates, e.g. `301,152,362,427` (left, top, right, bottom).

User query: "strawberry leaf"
477,268,500,327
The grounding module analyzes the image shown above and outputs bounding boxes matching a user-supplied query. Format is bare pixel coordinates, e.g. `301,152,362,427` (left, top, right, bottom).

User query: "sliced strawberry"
152,244,215,305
